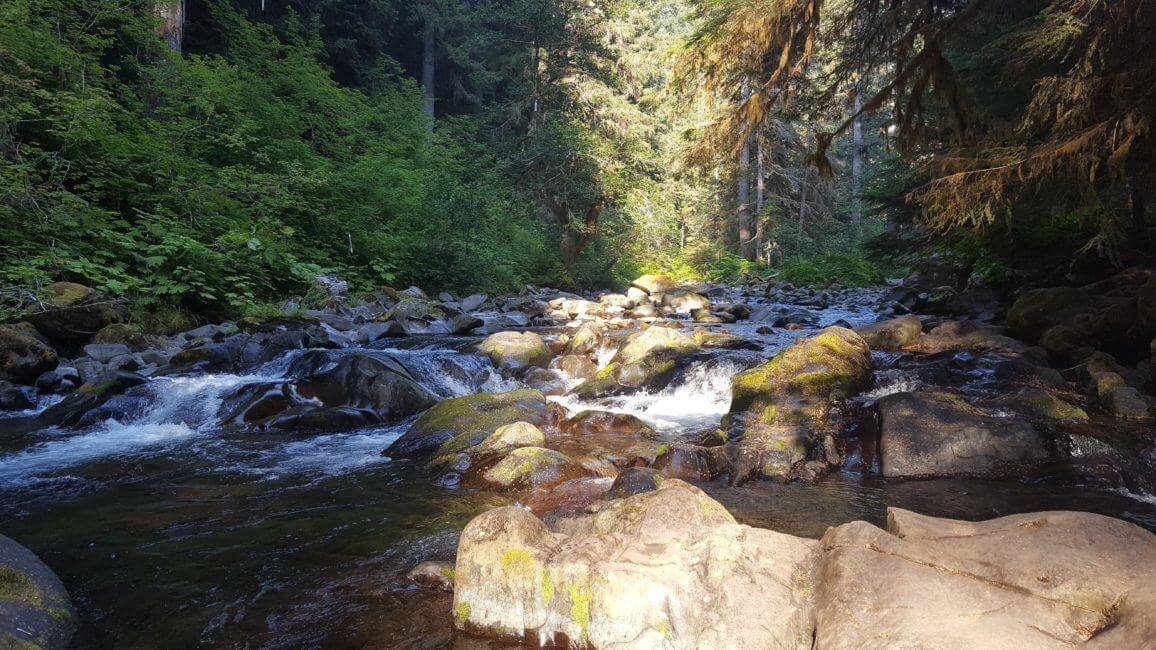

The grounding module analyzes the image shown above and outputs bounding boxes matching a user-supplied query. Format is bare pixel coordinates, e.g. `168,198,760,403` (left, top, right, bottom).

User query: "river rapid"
2,290,1155,647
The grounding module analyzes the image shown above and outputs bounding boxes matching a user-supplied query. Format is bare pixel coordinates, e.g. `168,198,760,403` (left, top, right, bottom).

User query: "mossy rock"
91,323,153,350
468,421,547,458
480,447,588,490
0,326,58,385
0,534,76,649
22,282,121,348
385,389,548,458
573,327,700,396
479,331,551,370
1000,388,1088,421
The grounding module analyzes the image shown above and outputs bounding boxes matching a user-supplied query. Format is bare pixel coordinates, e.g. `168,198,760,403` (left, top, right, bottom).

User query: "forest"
1,1,1155,648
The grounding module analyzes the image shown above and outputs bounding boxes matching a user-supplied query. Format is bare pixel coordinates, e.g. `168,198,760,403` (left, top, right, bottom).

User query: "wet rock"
997,387,1088,421
22,282,122,348
555,355,597,381
452,480,815,647
461,294,489,312
168,333,265,372
691,329,759,350
0,380,33,410
573,326,699,397
82,343,131,364
814,508,1156,648
855,315,922,350
406,561,455,592
564,322,607,357
605,466,664,499
725,327,872,482
877,391,1048,478
630,274,679,296
75,393,151,427
479,446,589,490
651,441,731,480
219,353,437,432
916,320,1026,354
691,308,724,323
1,371,147,437
470,421,547,457
385,389,548,458
523,476,614,516
91,323,154,350
559,410,657,438
0,325,58,385
1101,386,1152,419
749,305,819,327
0,533,77,649
478,331,551,370
450,315,484,336
627,303,658,319
355,321,405,343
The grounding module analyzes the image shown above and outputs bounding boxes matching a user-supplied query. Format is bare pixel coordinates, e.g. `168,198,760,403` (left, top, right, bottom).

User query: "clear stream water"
2,297,1155,647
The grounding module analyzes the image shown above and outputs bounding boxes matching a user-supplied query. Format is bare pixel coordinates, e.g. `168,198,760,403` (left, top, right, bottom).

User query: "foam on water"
243,423,408,479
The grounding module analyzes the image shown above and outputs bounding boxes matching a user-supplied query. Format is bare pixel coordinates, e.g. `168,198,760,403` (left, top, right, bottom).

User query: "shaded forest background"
1,0,1151,327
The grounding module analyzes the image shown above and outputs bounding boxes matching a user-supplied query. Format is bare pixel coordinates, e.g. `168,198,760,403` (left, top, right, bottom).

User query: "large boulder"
724,327,872,482
915,320,1027,354
1007,286,1100,339
813,508,1156,648
564,322,607,357
0,325,57,385
479,447,589,490
854,315,922,350
660,290,711,314
385,389,548,458
0,372,149,437
22,282,121,347
452,480,816,647
630,274,679,296
478,331,551,370
877,391,1049,478
0,534,77,649
573,326,699,397
218,353,438,432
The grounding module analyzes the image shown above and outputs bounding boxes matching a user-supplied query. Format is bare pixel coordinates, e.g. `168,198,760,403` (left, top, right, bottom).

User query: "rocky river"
2,273,1156,647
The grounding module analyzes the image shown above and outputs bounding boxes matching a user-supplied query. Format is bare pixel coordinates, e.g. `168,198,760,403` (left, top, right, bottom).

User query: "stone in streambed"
854,314,922,349
630,274,679,296
479,446,589,490
915,320,1026,354
813,509,1156,648
0,533,77,649
1007,286,1100,339
0,381,33,411
478,331,551,370
997,387,1088,421
385,389,547,458
661,290,711,314
724,327,872,482
559,410,657,438
452,480,816,647
877,391,1048,478
564,322,607,356
572,326,700,398
605,466,663,499
406,561,455,592
555,355,597,381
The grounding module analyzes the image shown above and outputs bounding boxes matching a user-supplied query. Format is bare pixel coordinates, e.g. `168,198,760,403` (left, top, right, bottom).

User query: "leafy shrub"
780,253,883,287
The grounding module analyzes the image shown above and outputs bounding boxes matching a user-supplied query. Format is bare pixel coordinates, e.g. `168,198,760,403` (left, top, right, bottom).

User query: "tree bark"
155,0,185,53
851,86,864,224
421,18,437,131
755,131,767,263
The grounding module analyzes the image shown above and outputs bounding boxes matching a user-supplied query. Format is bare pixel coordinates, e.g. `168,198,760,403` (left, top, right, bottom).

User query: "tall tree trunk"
738,137,752,260
155,0,185,53
798,166,807,241
421,20,437,131
851,86,864,224
755,132,767,263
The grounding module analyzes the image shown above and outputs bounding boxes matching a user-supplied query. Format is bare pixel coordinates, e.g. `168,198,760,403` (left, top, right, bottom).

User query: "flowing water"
2,293,1155,647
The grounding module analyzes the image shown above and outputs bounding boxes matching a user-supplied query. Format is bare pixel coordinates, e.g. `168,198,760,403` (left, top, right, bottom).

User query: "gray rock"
0,380,34,410
461,293,488,312
355,321,405,343
0,533,77,649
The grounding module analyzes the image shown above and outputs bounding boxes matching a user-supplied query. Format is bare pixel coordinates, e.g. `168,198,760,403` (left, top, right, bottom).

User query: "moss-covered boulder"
0,372,149,437
478,331,551,370
572,326,700,397
452,480,816,647
997,387,1088,421
724,327,872,483
22,282,122,348
479,446,589,490
0,534,77,649
559,410,657,438
0,325,58,385
385,389,548,458
854,315,922,349
91,323,155,350
564,322,607,356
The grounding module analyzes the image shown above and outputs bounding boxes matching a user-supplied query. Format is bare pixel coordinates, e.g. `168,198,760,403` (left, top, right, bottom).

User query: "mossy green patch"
0,564,41,606
540,571,555,604
454,601,472,627
568,585,591,635
439,567,456,582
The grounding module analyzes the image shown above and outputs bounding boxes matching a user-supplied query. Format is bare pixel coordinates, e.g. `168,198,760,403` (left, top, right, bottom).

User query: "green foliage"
780,253,883,287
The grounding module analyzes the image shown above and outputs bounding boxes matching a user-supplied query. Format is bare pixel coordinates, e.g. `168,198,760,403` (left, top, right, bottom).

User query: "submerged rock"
724,327,872,482
0,533,77,649
452,480,816,647
877,391,1049,478
385,389,548,458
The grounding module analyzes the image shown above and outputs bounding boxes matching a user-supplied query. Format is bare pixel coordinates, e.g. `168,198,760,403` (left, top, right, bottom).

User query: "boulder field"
451,480,1156,648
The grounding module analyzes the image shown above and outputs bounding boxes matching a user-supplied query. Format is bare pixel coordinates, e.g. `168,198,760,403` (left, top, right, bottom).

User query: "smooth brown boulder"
0,325,58,385
814,508,1156,648
854,314,922,349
